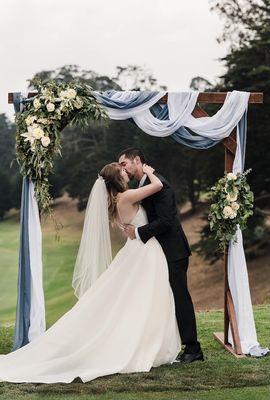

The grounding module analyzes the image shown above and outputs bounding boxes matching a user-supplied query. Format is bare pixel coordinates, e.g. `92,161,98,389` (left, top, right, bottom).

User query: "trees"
193,0,270,262
0,114,21,216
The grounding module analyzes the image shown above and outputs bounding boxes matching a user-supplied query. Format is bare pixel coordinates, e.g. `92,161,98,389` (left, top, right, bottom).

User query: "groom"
118,147,203,363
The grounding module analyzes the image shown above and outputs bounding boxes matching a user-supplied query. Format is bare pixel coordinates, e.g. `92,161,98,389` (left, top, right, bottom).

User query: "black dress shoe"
178,350,204,363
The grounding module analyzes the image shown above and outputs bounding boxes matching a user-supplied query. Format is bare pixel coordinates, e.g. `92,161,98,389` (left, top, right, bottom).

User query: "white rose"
41,88,52,100
74,97,83,109
20,131,35,145
59,90,67,100
41,136,51,147
37,118,49,125
231,202,240,211
59,88,77,100
25,115,36,126
27,123,38,133
227,192,238,202
227,189,238,202
66,88,77,99
223,205,233,219
32,126,45,139
41,88,48,96
33,98,41,110
227,172,237,181
229,211,237,219
46,102,55,112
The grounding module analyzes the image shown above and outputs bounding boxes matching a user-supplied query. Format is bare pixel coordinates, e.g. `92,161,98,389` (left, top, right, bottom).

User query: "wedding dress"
0,205,181,383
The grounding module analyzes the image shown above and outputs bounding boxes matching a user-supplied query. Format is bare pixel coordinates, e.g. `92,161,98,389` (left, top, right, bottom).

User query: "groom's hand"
123,224,136,240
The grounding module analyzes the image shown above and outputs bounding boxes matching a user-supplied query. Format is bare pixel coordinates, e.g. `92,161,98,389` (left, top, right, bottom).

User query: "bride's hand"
142,164,155,175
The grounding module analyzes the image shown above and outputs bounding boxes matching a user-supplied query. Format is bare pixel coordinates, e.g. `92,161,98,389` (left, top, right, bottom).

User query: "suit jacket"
138,173,191,262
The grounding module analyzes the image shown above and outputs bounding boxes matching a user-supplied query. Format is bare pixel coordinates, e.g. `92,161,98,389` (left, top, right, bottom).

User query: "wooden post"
8,90,263,358
213,128,245,357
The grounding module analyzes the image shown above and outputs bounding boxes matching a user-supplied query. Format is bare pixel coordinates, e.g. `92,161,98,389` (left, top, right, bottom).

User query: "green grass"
0,305,269,399
0,217,79,326
0,386,269,400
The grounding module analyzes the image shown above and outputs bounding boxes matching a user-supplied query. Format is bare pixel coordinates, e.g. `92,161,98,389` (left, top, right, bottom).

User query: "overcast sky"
0,0,228,119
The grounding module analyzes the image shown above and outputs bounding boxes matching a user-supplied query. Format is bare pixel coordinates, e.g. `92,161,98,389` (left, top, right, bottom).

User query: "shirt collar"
139,174,147,187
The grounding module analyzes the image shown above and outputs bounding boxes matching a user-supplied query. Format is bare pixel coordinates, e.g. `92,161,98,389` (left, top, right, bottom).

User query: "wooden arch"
8,90,263,357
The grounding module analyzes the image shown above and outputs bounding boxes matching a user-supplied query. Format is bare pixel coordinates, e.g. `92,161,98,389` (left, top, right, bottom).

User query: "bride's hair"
99,162,128,223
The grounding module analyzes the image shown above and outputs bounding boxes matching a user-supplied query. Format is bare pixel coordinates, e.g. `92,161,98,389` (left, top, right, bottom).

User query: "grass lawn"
0,305,269,400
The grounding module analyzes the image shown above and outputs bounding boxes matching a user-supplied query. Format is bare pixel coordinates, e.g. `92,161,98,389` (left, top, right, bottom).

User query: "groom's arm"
137,185,175,243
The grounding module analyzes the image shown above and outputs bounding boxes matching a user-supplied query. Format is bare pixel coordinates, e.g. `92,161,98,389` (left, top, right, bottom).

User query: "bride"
0,162,181,383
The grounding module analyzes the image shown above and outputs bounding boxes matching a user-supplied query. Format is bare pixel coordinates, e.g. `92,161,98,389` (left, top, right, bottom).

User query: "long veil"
72,176,112,299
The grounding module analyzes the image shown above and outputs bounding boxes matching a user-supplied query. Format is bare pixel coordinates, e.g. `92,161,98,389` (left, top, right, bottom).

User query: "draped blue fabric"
13,92,23,113
12,177,31,351
150,103,219,149
93,90,160,109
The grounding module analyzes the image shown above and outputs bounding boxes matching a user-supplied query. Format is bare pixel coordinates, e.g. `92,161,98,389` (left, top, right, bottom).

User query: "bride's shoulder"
117,189,135,202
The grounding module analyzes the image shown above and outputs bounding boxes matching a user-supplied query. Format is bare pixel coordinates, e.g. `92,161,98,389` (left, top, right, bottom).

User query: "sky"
0,0,228,119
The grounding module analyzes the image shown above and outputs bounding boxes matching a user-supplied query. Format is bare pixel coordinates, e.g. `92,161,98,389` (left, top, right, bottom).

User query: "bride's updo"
99,162,128,223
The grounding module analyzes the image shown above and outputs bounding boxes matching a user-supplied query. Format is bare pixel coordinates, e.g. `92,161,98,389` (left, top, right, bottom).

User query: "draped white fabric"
28,181,46,341
227,127,259,353
102,90,259,354
133,92,199,136
134,91,250,139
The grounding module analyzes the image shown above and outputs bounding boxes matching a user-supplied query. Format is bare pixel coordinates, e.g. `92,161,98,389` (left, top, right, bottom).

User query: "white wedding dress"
0,205,181,383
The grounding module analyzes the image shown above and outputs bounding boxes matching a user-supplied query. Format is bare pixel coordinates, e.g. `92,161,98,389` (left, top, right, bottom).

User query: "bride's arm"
121,165,163,205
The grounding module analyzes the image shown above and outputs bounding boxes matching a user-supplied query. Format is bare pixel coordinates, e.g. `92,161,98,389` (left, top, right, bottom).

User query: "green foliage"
193,204,270,264
0,172,12,220
0,114,21,214
210,0,270,48
191,212,221,264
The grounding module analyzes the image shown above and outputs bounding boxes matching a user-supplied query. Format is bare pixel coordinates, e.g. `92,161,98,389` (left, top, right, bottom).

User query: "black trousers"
168,258,201,353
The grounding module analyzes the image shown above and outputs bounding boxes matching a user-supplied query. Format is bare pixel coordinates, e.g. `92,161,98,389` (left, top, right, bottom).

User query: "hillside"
49,194,270,309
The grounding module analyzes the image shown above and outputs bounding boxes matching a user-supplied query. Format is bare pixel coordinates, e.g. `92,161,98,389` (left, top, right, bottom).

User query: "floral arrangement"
15,79,107,223
209,169,254,252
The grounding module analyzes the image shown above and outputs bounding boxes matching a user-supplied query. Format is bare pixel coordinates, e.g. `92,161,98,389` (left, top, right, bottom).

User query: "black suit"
138,173,200,353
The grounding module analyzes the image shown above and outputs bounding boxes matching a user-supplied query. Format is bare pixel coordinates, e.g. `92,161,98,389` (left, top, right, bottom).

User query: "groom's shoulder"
154,172,171,188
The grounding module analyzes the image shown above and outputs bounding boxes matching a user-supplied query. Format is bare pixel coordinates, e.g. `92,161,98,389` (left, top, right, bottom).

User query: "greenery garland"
209,169,254,252
15,79,108,226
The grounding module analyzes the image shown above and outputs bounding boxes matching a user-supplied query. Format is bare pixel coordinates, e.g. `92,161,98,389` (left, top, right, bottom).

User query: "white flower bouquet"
209,169,254,251
15,79,108,220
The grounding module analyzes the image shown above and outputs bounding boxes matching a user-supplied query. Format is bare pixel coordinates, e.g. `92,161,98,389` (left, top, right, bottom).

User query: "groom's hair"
118,147,147,164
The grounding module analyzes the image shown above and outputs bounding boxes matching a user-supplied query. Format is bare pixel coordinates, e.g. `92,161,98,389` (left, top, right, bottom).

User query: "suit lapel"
142,176,150,187
140,176,151,209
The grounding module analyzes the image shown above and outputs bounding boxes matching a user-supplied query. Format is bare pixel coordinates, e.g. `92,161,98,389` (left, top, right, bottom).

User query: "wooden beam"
8,91,263,104
213,332,245,358
227,289,243,354
159,92,263,104
192,104,237,156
